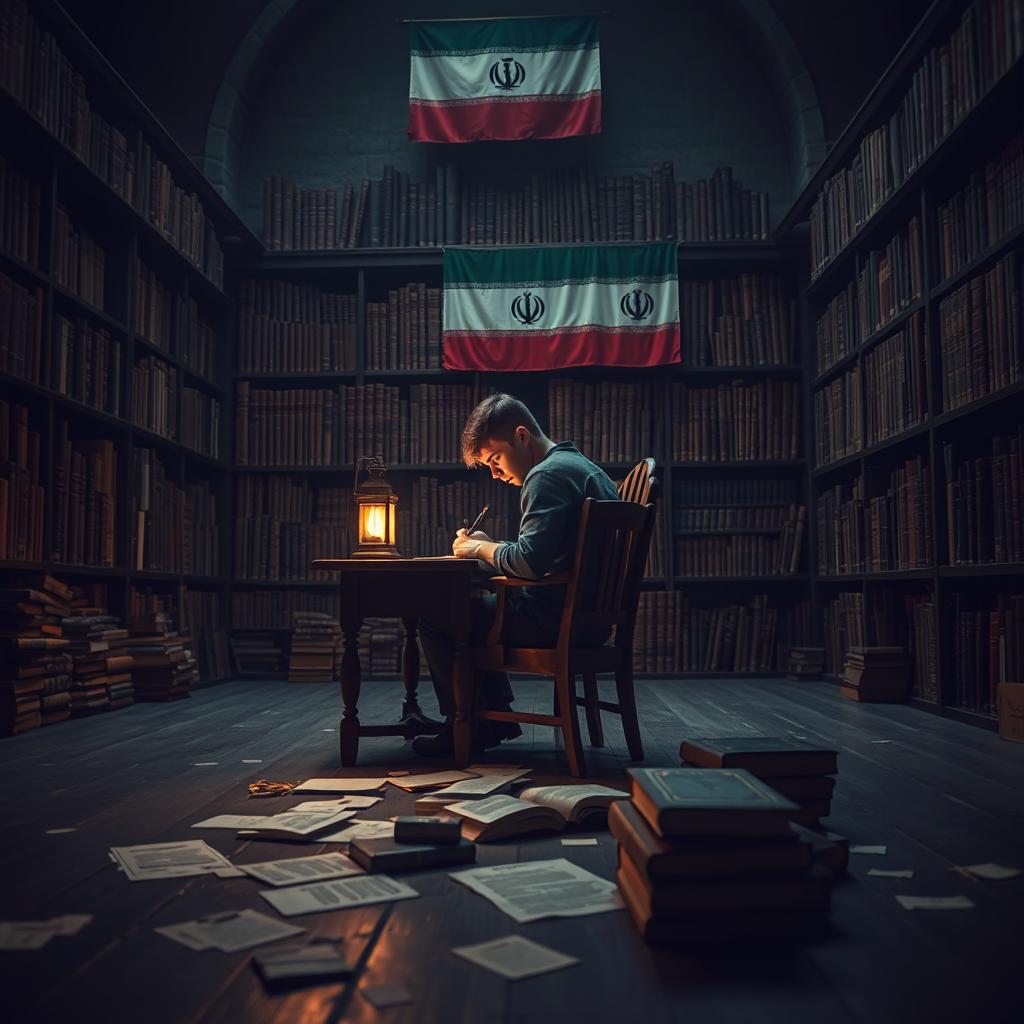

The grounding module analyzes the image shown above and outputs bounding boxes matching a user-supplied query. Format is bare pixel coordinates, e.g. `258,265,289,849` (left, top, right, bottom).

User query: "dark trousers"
418,593,561,720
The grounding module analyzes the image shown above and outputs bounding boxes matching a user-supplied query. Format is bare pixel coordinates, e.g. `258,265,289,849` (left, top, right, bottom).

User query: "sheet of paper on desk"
110,840,237,881
453,935,580,980
192,814,273,830
434,767,530,797
260,874,419,917
239,853,363,886
155,909,304,953
451,859,624,923
294,778,388,794
238,809,357,836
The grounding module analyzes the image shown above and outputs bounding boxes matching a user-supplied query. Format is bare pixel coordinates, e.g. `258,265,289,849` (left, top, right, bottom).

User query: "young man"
413,392,620,757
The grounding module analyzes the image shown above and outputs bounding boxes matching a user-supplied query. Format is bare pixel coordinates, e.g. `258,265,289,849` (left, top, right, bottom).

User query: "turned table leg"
452,634,473,768
339,620,363,766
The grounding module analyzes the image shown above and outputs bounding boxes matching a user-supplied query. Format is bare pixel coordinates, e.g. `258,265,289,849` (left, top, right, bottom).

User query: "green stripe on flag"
411,15,598,56
444,242,678,288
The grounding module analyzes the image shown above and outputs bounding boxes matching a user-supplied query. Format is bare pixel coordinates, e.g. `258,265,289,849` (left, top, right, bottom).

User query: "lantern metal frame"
352,454,400,558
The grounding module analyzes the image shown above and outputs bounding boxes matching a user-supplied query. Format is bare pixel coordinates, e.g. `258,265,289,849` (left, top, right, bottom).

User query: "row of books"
865,457,933,571
863,311,928,446
356,617,430,681
675,504,799,530
0,154,42,267
816,479,865,576
936,129,1024,282
181,588,229,683
855,216,923,341
548,380,662,466
51,314,121,415
944,429,1024,564
51,422,115,567
234,382,487,467
130,354,177,440
911,598,939,702
366,283,442,371
238,280,358,374
938,249,1021,412
813,366,862,467
679,275,794,366
823,591,868,675
0,273,43,384
673,505,805,577
634,592,809,674
231,589,338,631
53,205,105,310
2,0,225,287
286,611,340,683
673,477,800,508
135,259,173,350
180,387,220,459
953,591,1023,714
670,381,801,462
808,0,1024,277
0,400,43,561
815,282,857,377
176,294,218,383
262,161,771,250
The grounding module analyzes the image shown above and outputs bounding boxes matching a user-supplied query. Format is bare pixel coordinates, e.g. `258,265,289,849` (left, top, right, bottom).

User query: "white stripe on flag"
444,278,678,333
410,46,600,103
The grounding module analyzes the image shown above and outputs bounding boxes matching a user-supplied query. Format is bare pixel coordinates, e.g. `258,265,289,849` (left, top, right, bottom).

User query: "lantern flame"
364,504,386,542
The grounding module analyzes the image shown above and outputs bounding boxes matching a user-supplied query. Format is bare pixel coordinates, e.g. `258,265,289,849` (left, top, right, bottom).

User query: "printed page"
291,796,381,812
317,820,396,843
517,785,628,820
434,768,530,798
446,795,533,823
239,853,363,887
386,770,477,792
260,874,419,917
293,778,388,794
451,859,624,923
110,841,235,881
242,809,356,836
453,935,580,980
155,910,304,952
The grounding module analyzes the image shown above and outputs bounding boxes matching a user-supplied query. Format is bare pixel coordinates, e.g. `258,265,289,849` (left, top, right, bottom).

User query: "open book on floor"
443,786,628,842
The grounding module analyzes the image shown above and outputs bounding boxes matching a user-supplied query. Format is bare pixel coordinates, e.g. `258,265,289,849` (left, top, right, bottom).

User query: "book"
608,799,812,883
393,816,462,845
348,837,476,873
627,768,799,838
444,786,628,842
679,737,838,777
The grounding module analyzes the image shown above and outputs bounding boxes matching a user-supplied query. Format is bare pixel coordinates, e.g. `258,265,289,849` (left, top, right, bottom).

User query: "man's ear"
515,426,529,446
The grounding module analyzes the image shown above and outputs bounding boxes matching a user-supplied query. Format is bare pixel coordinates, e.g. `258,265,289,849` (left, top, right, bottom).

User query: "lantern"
352,454,400,558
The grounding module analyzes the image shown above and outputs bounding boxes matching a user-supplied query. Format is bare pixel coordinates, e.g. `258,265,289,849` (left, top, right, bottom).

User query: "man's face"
477,430,531,486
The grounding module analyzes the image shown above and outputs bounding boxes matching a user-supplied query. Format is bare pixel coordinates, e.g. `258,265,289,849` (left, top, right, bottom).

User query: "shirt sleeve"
492,471,574,580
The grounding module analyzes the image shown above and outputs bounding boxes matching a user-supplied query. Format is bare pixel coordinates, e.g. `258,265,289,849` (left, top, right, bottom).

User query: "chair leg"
615,661,644,762
582,672,605,747
555,668,586,777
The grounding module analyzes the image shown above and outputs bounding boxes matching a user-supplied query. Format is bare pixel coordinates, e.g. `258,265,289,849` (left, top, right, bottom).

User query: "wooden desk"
312,557,487,768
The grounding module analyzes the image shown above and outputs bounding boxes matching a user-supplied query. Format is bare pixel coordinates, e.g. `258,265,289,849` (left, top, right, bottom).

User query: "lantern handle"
353,454,387,492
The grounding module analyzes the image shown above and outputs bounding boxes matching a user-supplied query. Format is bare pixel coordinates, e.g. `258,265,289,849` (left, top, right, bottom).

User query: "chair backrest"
617,458,658,505
557,498,655,651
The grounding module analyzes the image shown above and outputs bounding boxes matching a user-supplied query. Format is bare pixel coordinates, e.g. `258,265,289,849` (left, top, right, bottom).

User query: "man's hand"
452,528,489,558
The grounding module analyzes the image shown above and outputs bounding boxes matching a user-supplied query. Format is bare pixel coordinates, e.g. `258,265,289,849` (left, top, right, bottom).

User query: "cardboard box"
997,683,1024,743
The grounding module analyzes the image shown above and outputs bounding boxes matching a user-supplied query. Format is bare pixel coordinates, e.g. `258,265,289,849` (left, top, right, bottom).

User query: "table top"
312,556,492,574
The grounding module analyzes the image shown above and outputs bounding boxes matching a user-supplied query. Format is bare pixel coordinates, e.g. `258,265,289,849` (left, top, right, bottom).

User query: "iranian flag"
443,242,681,371
408,16,601,143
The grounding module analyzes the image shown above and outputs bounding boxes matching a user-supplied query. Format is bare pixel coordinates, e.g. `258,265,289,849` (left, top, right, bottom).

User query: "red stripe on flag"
442,326,680,371
409,93,601,143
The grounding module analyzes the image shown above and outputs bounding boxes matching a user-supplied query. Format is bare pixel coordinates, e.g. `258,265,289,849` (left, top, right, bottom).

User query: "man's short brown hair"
461,393,543,468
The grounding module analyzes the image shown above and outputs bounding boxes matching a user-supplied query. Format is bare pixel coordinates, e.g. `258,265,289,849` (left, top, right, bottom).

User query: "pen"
462,504,489,535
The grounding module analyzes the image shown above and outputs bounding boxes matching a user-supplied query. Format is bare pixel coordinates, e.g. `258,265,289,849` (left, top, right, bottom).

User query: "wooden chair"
473,498,655,777
575,456,660,748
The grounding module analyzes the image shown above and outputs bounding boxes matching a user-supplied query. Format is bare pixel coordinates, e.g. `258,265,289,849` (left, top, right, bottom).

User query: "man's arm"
452,530,501,567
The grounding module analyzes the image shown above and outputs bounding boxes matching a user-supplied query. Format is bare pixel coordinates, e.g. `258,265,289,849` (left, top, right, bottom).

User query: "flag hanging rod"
399,13,610,23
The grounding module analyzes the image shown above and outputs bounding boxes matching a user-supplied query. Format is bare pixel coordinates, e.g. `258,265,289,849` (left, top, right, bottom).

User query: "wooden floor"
2,675,1022,1024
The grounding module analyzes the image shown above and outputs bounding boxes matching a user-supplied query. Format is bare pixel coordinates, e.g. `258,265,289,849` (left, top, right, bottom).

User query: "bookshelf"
777,0,1024,728
0,0,261,691
228,241,812,678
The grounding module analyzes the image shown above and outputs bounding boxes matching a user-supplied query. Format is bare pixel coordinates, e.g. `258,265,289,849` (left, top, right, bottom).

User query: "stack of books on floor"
126,612,197,701
841,646,912,702
231,631,285,677
785,646,825,680
614,767,833,947
64,614,134,715
287,612,340,683
0,576,75,734
680,736,839,828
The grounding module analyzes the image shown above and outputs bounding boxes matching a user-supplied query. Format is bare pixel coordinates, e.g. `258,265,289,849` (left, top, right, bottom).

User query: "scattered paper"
242,759,263,764
434,767,530,798
240,853,363,887
0,922,55,950
238,810,357,838
453,935,580,980
387,770,476,792
47,915,93,936
867,869,914,878
293,778,387,794
45,828,76,835
253,942,353,985
192,815,272,830
452,859,624,924
561,838,599,847
110,841,237,882
895,895,975,911
317,820,396,843
193,762,220,766
292,796,381,812
362,985,413,1009
957,863,1021,881
260,875,419,917
850,845,888,855
156,909,304,953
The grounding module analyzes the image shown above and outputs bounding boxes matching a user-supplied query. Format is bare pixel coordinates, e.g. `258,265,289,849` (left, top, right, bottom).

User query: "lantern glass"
361,502,388,544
